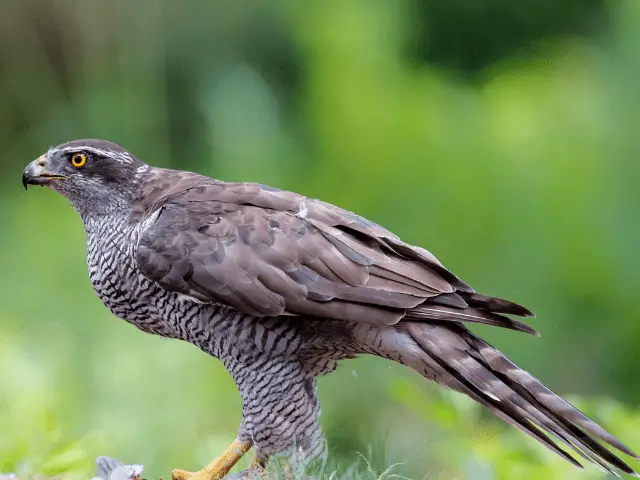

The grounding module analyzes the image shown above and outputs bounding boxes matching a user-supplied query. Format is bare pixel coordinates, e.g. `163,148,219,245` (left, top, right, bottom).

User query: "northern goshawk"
22,139,639,478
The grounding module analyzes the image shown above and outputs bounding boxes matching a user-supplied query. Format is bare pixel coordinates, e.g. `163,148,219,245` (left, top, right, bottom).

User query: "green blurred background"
1,0,640,478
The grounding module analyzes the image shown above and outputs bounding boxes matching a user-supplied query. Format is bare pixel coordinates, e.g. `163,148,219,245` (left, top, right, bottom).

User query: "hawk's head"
22,139,146,216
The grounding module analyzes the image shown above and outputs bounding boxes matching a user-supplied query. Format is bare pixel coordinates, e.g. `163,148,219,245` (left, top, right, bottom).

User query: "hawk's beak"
22,154,69,190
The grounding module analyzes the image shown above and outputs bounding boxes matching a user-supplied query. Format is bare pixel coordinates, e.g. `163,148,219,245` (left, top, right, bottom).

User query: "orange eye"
71,152,87,168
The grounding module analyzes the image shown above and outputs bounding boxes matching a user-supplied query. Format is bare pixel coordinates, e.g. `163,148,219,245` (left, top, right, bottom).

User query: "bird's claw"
171,466,264,480
171,469,194,480
171,439,253,480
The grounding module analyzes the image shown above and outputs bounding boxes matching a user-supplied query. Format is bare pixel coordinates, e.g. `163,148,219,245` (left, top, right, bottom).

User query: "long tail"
401,321,639,477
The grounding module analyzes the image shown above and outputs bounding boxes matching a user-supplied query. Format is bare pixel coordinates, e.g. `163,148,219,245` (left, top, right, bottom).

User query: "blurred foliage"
1,0,640,479
0,336,97,480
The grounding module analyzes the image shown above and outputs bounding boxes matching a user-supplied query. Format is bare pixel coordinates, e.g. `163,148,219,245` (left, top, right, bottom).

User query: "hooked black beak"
22,154,69,190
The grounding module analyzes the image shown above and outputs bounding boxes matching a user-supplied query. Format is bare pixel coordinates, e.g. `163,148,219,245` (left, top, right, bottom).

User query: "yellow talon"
172,439,253,480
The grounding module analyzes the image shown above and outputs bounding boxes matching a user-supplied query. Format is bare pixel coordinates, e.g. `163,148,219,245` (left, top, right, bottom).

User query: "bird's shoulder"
129,166,399,243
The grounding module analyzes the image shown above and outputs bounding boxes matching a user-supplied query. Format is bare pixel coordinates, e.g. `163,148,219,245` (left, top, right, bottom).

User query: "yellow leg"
172,439,253,480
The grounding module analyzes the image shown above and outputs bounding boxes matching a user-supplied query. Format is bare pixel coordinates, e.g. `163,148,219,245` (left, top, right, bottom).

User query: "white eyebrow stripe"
49,146,134,164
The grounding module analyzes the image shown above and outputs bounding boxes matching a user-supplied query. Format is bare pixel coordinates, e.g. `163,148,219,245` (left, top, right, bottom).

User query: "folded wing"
135,176,533,332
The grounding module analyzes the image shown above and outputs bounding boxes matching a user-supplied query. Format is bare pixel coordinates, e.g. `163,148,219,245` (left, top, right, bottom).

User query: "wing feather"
134,174,533,329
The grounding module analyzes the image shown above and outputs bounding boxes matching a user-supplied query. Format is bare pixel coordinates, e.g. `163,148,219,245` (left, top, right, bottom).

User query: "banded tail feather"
404,322,639,477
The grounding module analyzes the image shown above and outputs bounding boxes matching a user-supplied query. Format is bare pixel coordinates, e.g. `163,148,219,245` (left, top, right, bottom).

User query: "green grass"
2,389,638,480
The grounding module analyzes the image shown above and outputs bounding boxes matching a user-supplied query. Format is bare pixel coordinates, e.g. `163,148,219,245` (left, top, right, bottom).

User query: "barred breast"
84,216,179,338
